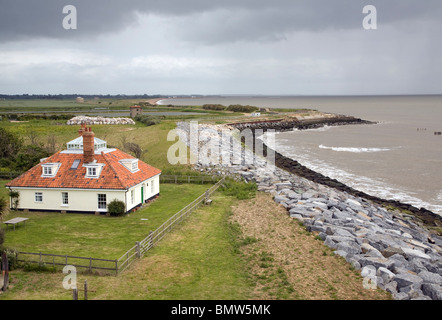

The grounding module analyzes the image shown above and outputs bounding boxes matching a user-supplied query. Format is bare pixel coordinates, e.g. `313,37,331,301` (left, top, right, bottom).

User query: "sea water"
160,95,442,215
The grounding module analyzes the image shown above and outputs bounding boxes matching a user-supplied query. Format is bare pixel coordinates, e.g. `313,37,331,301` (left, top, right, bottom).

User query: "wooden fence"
15,252,118,275
0,172,21,180
160,174,220,184
13,176,226,275
116,176,225,274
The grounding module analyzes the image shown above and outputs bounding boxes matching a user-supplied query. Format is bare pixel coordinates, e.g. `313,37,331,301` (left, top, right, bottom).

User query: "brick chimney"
82,127,95,163
78,124,87,136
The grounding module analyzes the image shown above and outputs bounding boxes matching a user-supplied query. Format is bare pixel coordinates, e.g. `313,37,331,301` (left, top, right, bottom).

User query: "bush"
219,178,257,200
107,199,126,217
202,104,226,111
0,229,4,247
226,104,259,113
0,248,19,270
134,115,161,126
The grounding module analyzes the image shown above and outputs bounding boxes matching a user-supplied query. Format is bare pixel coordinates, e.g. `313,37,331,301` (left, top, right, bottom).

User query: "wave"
318,145,391,153
270,141,442,215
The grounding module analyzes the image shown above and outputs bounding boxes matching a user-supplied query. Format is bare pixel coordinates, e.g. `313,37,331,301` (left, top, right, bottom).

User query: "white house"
6,125,161,214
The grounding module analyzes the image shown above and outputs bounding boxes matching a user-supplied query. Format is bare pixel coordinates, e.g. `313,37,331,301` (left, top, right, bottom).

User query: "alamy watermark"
166,121,276,168
362,5,377,30
62,265,77,290
62,5,77,30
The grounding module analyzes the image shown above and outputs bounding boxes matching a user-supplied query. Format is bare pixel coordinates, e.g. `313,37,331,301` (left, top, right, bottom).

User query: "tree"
0,197,7,222
14,145,50,172
121,136,145,159
0,128,22,159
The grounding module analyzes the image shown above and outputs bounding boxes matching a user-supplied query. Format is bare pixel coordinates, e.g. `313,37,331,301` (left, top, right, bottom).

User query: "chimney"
83,127,95,163
78,124,86,136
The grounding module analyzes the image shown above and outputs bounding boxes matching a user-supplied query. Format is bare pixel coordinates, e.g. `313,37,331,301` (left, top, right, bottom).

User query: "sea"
158,95,442,215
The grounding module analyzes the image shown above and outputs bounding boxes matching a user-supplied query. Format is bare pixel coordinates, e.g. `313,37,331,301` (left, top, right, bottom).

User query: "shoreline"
227,116,442,230
175,114,442,300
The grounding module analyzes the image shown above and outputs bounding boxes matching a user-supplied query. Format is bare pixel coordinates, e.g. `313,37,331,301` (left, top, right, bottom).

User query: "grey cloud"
1,0,441,44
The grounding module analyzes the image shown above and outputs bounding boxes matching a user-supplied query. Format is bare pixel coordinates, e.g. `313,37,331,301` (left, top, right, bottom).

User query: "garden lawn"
0,191,254,300
1,183,211,260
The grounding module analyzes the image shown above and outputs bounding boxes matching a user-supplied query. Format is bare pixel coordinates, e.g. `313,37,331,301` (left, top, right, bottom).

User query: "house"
5,125,161,214
129,105,142,118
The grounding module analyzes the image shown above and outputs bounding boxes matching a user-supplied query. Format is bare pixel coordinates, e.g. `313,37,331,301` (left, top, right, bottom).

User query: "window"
151,180,154,194
70,159,81,170
41,163,60,177
84,163,104,178
62,192,69,205
98,194,107,209
35,192,43,202
131,190,135,204
43,167,52,176
119,159,139,173
87,167,97,176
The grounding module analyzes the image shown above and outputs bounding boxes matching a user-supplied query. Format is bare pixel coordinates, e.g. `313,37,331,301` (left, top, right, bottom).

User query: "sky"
0,0,441,95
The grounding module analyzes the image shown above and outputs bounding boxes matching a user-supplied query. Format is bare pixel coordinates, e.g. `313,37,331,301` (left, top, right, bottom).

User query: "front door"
141,186,144,203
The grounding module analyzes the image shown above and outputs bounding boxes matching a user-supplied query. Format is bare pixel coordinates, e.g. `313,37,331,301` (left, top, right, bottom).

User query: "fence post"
148,231,153,249
115,259,118,276
89,257,92,273
136,241,141,258
84,280,88,300
73,288,78,300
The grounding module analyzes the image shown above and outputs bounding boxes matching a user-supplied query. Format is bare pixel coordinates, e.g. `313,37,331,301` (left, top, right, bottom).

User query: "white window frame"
131,189,135,204
87,167,97,177
119,159,139,173
84,163,104,179
97,194,107,210
43,166,52,176
41,163,61,177
62,192,69,206
35,192,43,202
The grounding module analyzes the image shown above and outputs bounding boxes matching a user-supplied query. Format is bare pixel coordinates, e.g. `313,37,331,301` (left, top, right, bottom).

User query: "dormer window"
83,163,104,179
119,159,139,173
41,163,61,177
87,167,97,176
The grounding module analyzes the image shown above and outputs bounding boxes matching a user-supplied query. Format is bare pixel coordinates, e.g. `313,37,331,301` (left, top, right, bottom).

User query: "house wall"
10,188,125,213
125,175,160,211
10,174,160,213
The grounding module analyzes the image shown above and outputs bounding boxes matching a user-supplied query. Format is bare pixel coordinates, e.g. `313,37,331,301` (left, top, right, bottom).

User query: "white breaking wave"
266,136,442,215
319,145,391,153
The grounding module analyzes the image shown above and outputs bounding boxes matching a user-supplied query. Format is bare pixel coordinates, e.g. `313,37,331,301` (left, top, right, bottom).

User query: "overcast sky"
1,0,441,95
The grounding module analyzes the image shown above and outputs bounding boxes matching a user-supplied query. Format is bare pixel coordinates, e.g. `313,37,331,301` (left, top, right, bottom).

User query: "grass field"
1,183,211,259
0,191,391,300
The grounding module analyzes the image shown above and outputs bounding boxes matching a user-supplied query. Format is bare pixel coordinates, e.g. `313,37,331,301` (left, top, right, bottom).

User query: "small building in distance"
76,97,85,103
129,105,143,118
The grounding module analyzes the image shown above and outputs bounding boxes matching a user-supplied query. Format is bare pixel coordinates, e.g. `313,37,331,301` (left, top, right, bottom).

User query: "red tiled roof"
6,149,161,190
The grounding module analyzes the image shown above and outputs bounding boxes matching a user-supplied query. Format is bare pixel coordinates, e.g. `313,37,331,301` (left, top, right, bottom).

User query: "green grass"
0,191,254,300
1,184,211,259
